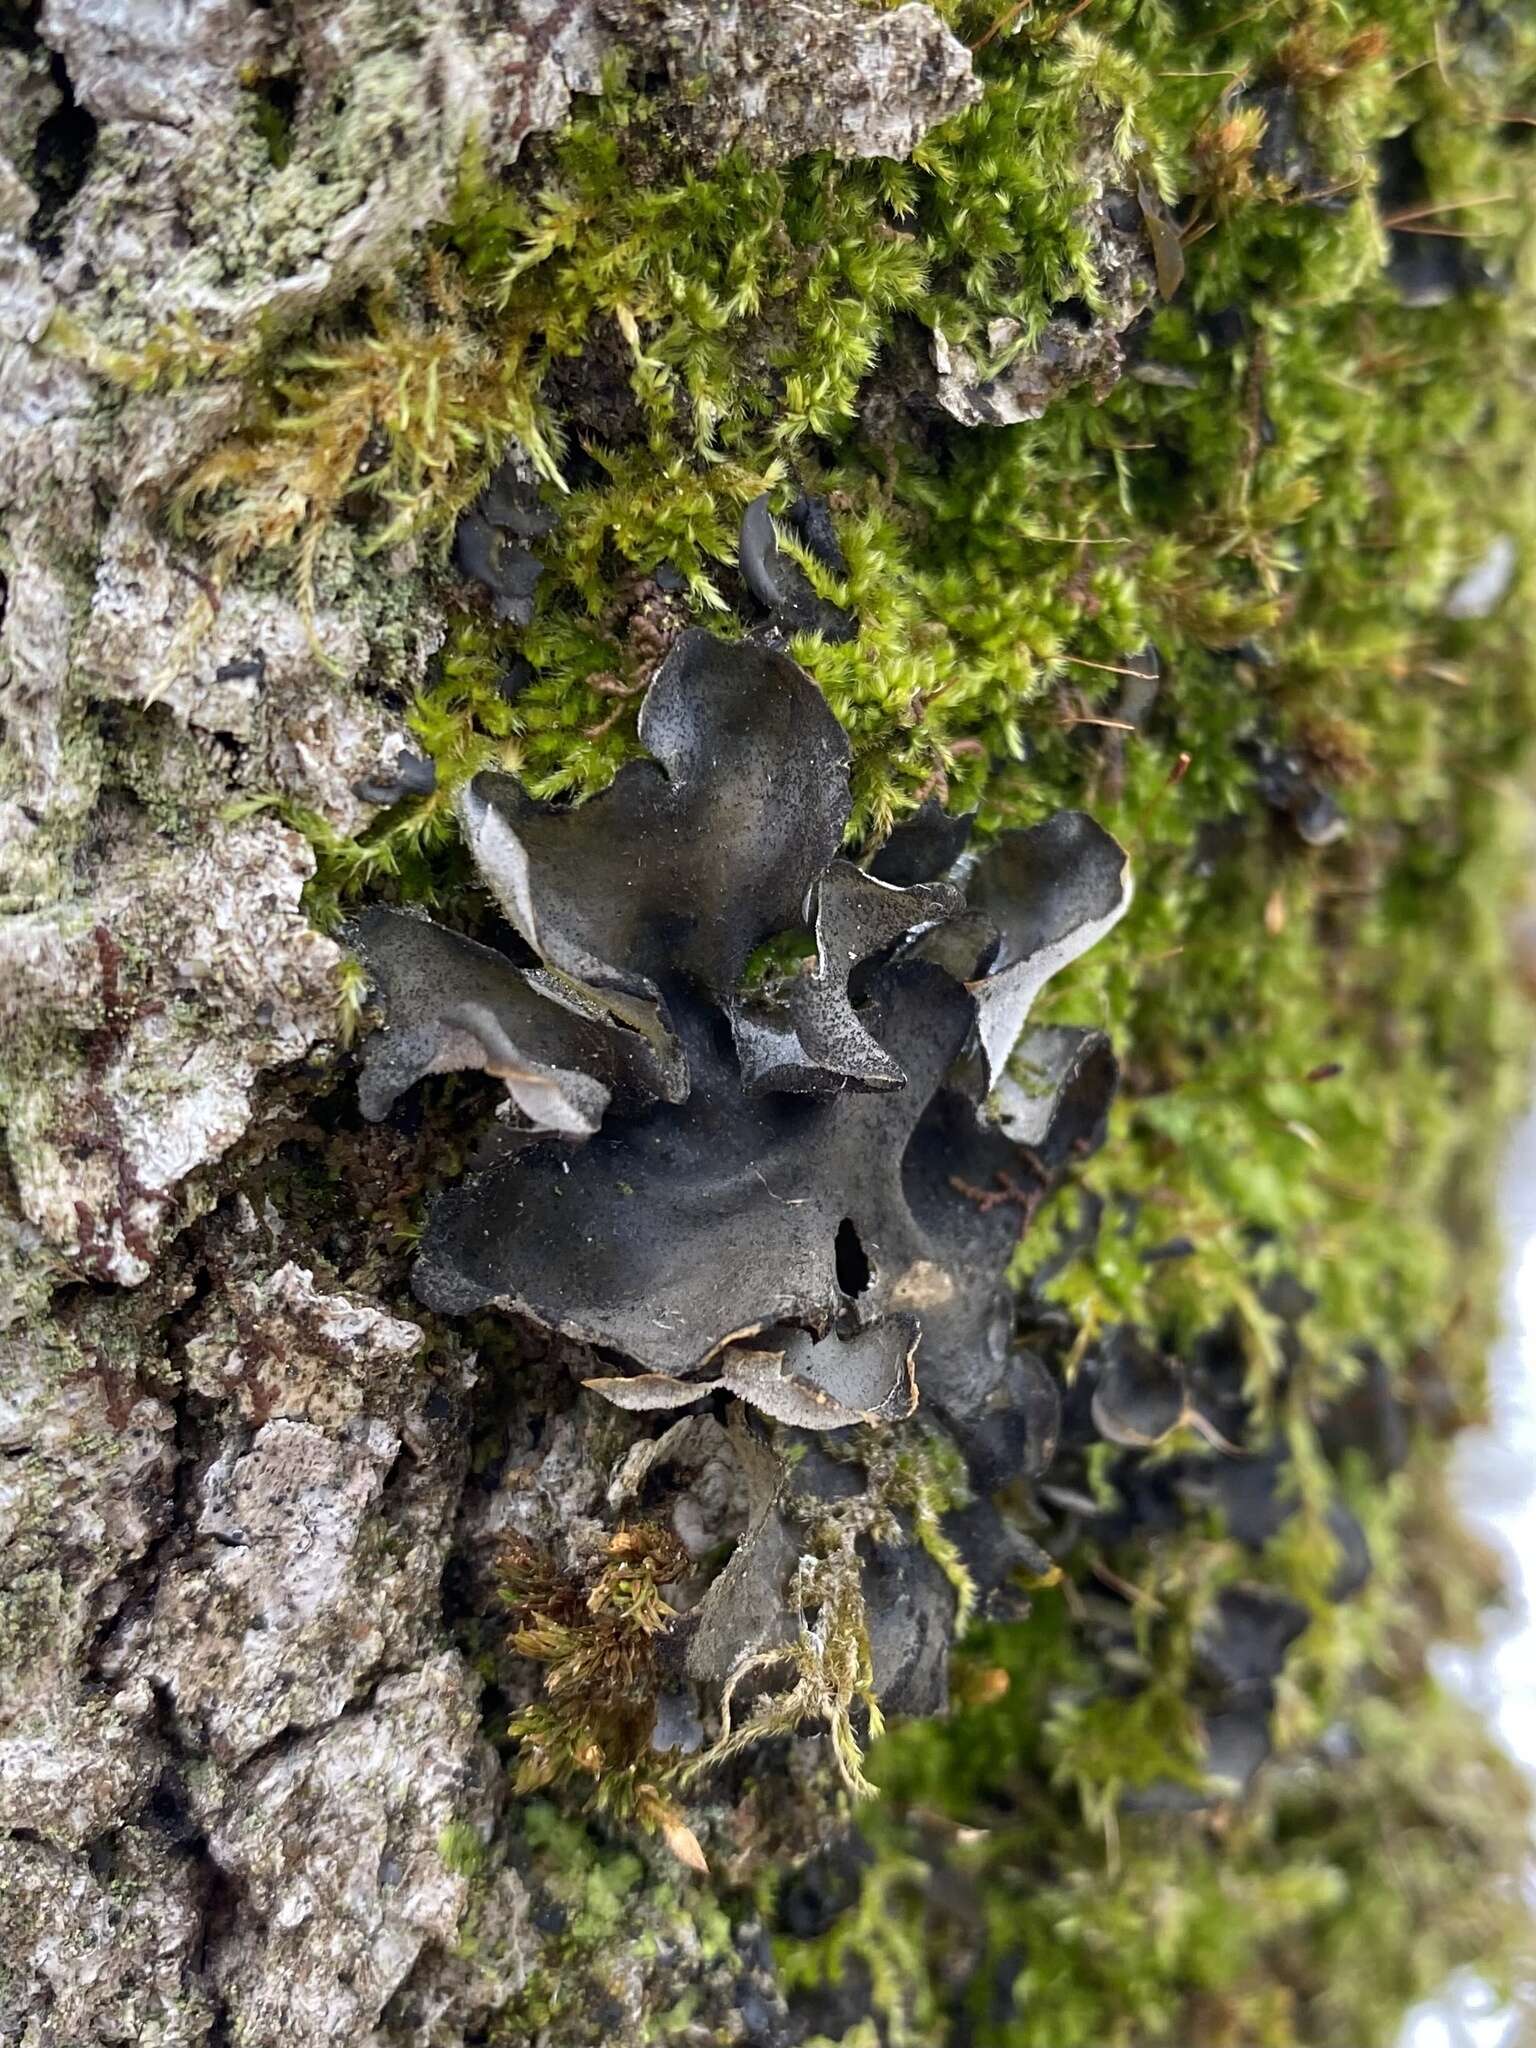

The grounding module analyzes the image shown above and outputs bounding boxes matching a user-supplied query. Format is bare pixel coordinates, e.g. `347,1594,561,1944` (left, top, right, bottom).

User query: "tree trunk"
4,2,1533,2045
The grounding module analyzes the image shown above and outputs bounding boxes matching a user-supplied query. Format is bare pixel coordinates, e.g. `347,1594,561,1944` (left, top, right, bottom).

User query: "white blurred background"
1399,1106,1536,2048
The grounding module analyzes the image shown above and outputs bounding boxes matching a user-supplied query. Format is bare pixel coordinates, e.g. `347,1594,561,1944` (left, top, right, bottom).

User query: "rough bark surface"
0,4,975,2041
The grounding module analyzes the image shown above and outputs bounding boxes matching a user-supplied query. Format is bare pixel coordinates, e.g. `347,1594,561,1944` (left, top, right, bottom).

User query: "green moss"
521,1799,647,1941
125,0,1536,2036
437,1820,489,1880
783,1586,1534,2048
487,1800,742,2043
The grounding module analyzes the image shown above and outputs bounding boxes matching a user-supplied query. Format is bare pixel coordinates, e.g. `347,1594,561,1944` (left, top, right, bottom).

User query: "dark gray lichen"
454,457,556,626
1251,739,1350,848
353,628,1128,1425
456,629,853,1011
1033,1286,1391,1810
350,624,1130,1751
738,491,859,645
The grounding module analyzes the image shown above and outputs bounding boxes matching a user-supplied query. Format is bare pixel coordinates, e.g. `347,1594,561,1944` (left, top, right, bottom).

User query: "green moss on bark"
127,0,1536,2037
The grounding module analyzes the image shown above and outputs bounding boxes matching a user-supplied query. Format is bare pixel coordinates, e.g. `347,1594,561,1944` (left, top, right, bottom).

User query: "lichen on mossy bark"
5,0,1536,2044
